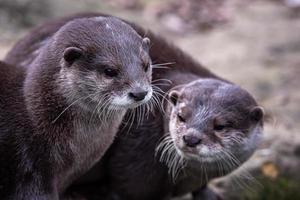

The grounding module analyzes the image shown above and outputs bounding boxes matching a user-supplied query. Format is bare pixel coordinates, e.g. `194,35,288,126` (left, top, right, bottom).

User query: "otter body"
1,16,152,199
102,72,263,200
4,13,263,200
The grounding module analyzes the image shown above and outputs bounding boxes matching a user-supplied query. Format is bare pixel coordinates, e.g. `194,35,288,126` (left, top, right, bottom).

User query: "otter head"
51,16,152,112
167,79,263,174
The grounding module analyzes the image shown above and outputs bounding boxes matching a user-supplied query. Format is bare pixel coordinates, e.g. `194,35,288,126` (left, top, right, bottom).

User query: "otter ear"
142,37,150,52
250,106,264,122
63,47,83,65
168,90,179,106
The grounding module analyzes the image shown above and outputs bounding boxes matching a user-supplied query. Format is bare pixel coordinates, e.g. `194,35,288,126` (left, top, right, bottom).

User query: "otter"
0,16,152,199
100,75,264,200
64,73,263,200
4,13,262,199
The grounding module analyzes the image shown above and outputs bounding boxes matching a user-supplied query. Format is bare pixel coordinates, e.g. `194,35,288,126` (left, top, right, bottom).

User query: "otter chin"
164,79,263,175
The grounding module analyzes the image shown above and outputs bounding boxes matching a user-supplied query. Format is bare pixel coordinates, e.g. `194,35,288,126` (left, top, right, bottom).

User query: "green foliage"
241,177,300,200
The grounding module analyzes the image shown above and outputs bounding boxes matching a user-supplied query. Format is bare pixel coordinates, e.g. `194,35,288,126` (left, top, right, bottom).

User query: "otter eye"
214,124,226,131
177,114,186,122
104,68,118,78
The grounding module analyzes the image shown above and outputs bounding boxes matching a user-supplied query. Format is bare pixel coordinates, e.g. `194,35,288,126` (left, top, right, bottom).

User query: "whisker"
155,135,186,182
152,78,173,84
52,93,96,124
88,94,110,124
152,62,176,67
152,66,171,70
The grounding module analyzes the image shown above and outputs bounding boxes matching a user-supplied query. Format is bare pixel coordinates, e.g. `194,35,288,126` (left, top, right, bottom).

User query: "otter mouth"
110,101,148,110
176,145,222,163
110,88,153,110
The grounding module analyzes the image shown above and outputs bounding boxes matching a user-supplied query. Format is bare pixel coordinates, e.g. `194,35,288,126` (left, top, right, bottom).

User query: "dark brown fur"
0,60,62,199
4,13,262,200
1,16,153,199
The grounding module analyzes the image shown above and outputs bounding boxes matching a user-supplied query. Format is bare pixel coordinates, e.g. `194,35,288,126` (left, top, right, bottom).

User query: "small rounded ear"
142,37,150,52
250,106,264,122
168,90,179,106
63,47,83,65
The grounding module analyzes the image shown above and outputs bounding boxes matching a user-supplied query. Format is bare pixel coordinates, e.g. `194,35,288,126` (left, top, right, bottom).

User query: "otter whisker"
152,83,172,87
124,108,137,135
220,154,228,175
155,135,186,182
152,78,173,84
221,150,260,192
136,105,142,127
215,154,223,177
152,84,166,91
143,103,148,121
139,104,145,126
144,102,150,119
155,135,173,160
225,150,259,182
89,93,110,124
149,88,162,109
224,136,242,144
105,106,117,126
97,95,111,113
152,90,165,114
120,110,134,134
220,154,241,188
220,153,233,174
151,86,171,114
52,92,96,124
223,151,239,169
152,85,168,97
152,66,171,70
97,97,113,126
147,98,155,117
224,150,243,168
152,62,176,67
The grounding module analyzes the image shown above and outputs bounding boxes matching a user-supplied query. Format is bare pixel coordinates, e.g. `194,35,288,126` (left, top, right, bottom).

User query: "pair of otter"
1,13,264,200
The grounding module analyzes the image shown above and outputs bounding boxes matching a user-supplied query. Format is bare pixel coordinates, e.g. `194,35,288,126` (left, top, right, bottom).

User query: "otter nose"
183,135,202,148
129,90,148,101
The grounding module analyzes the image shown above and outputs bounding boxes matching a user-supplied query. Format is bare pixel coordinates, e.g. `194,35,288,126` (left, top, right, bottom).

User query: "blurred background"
0,0,300,199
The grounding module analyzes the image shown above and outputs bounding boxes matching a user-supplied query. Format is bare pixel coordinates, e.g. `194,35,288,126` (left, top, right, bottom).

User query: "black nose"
183,135,202,147
129,91,148,101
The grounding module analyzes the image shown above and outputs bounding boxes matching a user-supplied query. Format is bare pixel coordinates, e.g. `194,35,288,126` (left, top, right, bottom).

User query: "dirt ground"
0,0,299,199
